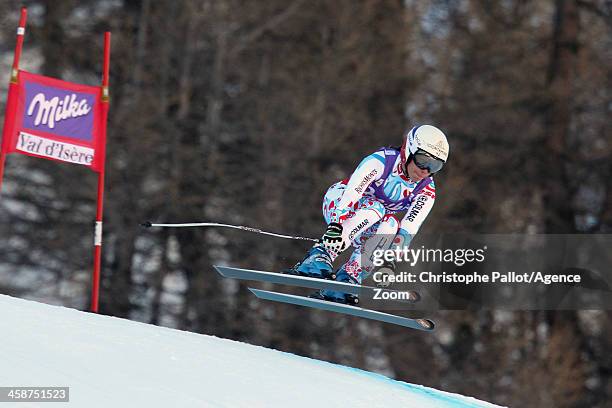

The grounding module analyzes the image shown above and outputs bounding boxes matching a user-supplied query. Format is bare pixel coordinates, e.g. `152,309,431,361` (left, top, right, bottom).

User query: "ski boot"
284,244,336,280
310,265,359,305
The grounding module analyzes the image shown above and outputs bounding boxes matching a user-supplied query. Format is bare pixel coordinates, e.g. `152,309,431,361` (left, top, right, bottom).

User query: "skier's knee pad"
377,214,400,235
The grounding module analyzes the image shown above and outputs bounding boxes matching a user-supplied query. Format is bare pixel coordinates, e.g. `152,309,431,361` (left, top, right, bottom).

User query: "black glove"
321,222,347,255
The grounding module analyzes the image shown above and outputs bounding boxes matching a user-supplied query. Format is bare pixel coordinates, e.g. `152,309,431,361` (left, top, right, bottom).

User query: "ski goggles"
413,150,445,173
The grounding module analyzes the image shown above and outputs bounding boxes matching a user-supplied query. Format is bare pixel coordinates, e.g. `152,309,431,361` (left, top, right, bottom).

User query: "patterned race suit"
321,148,436,282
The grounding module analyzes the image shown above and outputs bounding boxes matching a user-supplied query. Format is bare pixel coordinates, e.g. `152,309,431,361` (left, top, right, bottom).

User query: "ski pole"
141,221,318,242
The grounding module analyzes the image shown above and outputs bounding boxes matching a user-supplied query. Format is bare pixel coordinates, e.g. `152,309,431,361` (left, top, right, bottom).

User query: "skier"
286,125,449,304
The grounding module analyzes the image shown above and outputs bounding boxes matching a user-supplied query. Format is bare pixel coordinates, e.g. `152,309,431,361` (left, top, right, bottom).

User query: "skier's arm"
374,182,436,280
395,180,436,248
331,152,386,224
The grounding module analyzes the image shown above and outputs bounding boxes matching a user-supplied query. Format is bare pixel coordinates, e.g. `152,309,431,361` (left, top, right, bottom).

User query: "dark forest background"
0,1,611,407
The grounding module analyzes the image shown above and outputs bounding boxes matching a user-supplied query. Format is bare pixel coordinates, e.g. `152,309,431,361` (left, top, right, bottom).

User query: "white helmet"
400,125,449,173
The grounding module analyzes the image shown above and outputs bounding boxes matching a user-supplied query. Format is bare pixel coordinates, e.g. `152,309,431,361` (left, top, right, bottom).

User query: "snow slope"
0,295,504,407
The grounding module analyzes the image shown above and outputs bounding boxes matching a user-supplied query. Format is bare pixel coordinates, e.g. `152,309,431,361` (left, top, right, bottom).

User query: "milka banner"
0,7,110,313
2,70,104,172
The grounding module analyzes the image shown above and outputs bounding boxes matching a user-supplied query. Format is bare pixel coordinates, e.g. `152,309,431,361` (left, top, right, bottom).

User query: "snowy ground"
0,295,504,407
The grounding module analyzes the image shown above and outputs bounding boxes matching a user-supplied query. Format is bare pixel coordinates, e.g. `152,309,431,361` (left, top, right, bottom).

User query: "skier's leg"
317,214,400,303
346,214,401,282
286,183,346,278
323,183,387,250
291,182,385,278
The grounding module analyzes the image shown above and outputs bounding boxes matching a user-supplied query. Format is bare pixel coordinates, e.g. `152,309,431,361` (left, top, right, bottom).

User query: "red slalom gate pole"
91,32,111,313
0,7,28,195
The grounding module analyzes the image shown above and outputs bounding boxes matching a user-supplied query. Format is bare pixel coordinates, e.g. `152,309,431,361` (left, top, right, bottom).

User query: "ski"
249,288,435,331
214,265,420,303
